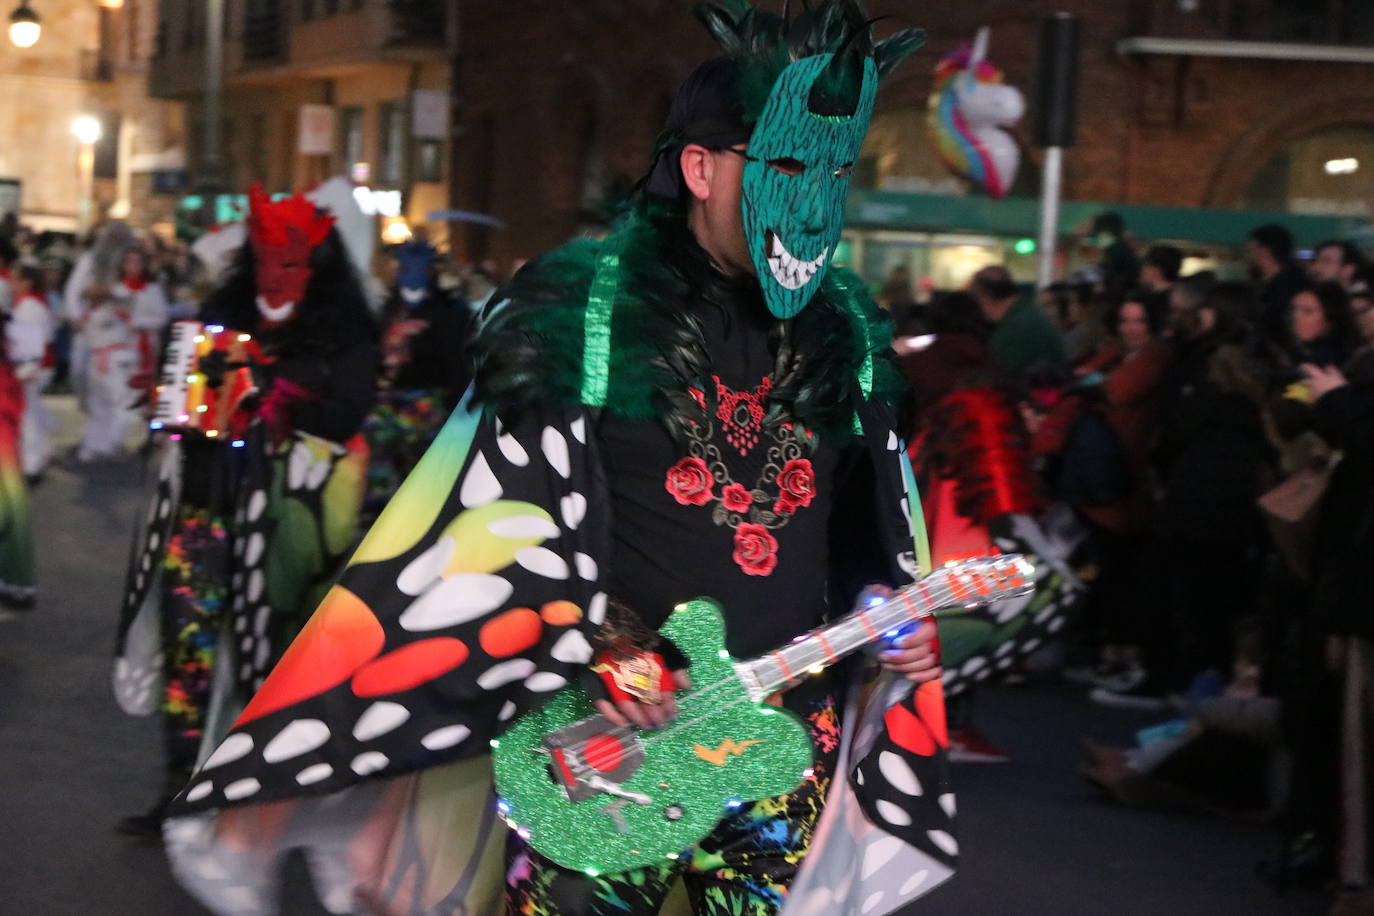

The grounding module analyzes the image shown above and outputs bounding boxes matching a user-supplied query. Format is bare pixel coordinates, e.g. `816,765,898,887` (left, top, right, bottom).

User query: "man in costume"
361,235,472,521
113,187,377,836
164,5,977,914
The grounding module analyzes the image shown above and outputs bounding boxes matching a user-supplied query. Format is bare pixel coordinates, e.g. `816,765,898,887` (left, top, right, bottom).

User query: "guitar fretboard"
741,558,1030,697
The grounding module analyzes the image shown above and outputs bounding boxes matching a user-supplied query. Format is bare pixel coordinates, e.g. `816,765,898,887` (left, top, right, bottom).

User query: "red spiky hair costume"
246,184,336,325
246,184,335,252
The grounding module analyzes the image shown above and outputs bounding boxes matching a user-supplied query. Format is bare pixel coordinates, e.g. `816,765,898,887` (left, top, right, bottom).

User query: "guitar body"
493,598,814,873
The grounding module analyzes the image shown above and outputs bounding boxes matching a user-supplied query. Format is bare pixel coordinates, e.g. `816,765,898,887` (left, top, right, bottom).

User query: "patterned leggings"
159,510,231,781
505,687,841,916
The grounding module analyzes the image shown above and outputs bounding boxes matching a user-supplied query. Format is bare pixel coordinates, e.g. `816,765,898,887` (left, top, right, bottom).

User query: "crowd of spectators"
889,222,1373,914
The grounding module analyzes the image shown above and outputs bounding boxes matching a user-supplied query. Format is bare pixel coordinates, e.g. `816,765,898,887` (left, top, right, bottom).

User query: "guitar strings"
566,564,1023,773
565,566,1012,775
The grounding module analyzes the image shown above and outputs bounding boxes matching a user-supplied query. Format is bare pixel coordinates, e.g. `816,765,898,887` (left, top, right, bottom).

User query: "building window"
339,106,365,176
378,101,408,185
93,113,121,180
417,139,442,183
249,113,269,186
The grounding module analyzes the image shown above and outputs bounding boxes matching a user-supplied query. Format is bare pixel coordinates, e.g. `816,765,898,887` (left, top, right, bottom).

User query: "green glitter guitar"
492,555,1033,873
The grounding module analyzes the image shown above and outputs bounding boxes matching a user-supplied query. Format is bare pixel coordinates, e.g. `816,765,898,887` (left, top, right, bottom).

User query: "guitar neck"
743,570,965,698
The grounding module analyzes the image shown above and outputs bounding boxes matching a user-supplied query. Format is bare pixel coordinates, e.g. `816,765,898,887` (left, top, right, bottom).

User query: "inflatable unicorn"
928,28,1025,199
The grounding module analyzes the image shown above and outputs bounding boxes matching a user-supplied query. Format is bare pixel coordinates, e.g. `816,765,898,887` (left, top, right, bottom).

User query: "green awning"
846,190,1366,248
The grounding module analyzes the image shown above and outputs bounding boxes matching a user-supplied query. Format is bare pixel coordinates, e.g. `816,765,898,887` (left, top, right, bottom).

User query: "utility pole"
200,0,225,230
1032,13,1080,288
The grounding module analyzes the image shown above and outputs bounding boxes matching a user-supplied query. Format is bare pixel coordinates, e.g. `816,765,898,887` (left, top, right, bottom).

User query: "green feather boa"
473,201,903,443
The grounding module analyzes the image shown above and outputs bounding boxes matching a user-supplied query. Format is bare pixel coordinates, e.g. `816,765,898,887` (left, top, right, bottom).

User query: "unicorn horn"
970,26,990,68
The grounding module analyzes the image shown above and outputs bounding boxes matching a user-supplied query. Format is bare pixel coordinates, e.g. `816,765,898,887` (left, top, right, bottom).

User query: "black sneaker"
116,798,170,840
1089,675,1175,712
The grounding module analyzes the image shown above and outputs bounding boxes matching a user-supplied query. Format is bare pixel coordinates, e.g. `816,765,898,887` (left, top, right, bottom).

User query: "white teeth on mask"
256,295,297,323
400,287,427,305
764,232,828,291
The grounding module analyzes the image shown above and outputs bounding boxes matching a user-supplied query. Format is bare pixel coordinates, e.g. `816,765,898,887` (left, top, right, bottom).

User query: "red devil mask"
247,185,335,326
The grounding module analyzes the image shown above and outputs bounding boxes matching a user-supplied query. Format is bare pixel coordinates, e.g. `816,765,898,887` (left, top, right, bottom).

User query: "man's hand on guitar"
860,585,943,683
593,663,693,731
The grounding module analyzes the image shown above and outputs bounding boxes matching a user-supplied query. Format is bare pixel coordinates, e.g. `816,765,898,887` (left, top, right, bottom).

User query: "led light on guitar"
802,768,815,778
868,595,884,607
665,853,679,860
584,868,600,877
196,405,209,413
237,333,252,342
489,739,500,749
674,603,686,612
193,335,206,343
149,421,163,430
497,800,510,815
206,430,219,438
207,325,225,333
517,827,531,840
726,798,743,809
717,649,730,659
231,439,246,448
807,664,824,675
178,414,190,424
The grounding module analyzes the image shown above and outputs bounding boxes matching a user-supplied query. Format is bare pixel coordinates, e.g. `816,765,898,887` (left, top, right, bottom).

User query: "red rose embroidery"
721,482,753,514
665,456,714,507
732,523,778,577
773,458,816,516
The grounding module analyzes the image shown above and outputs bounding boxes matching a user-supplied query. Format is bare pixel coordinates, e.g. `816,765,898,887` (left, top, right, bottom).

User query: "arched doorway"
1240,124,1374,217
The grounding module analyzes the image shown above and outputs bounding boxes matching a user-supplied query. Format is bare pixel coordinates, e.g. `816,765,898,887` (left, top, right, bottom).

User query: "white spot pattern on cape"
878,750,922,796
399,574,514,631
478,659,536,690
352,702,410,741
541,427,570,479
203,734,253,769
420,725,471,751
515,546,568,580
262,720,330,763
459,452,502,506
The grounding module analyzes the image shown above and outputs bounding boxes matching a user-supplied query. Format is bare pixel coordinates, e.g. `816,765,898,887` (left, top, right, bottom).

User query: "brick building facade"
448,0,1374,270
0,0,182,231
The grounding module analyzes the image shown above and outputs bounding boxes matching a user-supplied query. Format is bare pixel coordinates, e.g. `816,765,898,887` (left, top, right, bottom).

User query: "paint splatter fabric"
506,687,840,915
361,388,449,523
159,510,232,778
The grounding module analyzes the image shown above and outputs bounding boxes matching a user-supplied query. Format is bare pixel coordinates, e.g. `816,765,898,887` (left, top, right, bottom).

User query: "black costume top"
600,236,845,658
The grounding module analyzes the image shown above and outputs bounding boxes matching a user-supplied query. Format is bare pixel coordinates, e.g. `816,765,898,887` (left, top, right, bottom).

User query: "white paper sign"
297,104,336,156
411,89,449,140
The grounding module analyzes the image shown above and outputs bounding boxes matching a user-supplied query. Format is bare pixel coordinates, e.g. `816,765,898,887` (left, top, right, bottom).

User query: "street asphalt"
0,395,1328,915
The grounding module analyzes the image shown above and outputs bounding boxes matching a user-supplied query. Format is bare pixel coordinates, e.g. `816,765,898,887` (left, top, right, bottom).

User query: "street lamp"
8,2,39,48
71,115,102,146
72,115,101,234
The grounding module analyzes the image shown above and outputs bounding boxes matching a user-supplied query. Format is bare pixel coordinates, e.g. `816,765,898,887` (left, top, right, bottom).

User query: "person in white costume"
70,243,168,461
6,265,56,479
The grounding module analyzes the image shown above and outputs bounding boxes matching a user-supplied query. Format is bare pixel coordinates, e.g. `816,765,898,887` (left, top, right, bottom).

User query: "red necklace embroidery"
714,375,770,455
665,381,817,577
